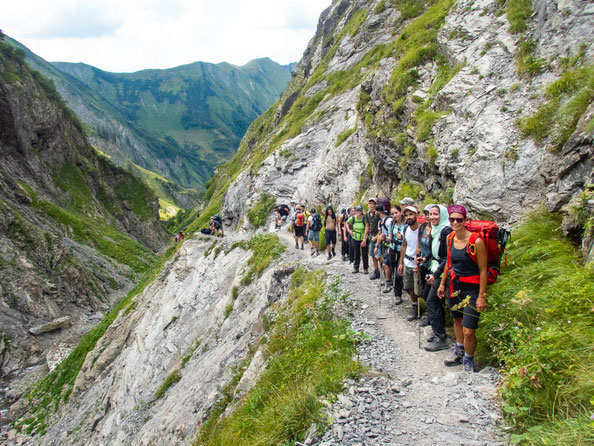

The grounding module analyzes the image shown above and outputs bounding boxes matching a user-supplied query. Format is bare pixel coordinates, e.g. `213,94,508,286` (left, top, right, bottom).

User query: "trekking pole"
416,264,421,349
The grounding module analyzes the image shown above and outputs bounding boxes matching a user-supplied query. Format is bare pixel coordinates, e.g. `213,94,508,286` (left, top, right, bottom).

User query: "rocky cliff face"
0,39,168,406
215,0,592,232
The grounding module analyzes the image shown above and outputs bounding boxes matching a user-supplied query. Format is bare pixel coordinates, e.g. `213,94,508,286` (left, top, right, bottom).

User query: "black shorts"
448,280,481,330
295,225,305,237
325,229,337,245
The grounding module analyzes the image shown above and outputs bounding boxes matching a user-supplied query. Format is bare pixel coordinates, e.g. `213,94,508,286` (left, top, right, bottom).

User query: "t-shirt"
307,215,313,229
367,211,380,237
404,225,420,268
390,222,405,252
380,217,393,238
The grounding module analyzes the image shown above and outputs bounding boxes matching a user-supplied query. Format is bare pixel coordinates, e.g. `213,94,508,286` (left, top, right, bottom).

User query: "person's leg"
348,235,354,262
393,251,403,303
352,239,361,271
463,328,477,356
361,243,369,272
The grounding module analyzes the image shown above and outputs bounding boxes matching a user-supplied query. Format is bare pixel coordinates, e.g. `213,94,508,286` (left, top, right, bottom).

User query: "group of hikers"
275,197,508,373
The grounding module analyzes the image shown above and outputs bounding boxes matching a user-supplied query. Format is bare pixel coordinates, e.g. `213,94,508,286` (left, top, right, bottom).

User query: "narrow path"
273,226,507,445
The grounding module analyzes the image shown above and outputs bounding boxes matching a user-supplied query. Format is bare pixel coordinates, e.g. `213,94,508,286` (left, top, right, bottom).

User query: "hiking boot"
394,295,403,305
327,253,332,260
382,281,392,293
332,248,336,256
444,346,464,367
425,336,449,352
316,250,320,256
463,355,475,372
342,254,347,261
310,249,315,256
352,269,359,274
363,269,368,274
301,244,304,250
295,242,299,249
420,316,430,327
369,269,381,280
407,305,419,321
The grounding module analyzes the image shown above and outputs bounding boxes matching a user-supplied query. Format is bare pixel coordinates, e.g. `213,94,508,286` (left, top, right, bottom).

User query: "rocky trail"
272,225,508,445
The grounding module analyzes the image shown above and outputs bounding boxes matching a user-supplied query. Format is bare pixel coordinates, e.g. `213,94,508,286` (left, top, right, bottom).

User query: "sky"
2,0,331,72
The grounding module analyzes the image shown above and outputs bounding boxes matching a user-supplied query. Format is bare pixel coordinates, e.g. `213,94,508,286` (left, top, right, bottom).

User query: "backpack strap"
466,232,480,264
446,232,455,297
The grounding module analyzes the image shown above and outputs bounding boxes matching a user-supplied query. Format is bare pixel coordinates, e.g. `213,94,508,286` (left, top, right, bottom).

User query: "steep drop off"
0,38,168,407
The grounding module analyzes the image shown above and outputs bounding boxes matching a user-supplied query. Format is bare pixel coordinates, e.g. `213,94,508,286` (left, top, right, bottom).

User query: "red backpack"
446,220,510,290
295,212,305,226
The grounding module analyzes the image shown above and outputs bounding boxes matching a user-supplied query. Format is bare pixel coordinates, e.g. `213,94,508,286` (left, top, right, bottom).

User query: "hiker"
423,204,453,352
324,206,337,260
211,214,224,237
344,207,356,263
437,205,488,372
338,209,349,261
292,205,306,249
400,197,415,207
347,205,369,274
275,204,290,229
386,205,405,304
398,205,422,320
289,201,296,220
376,205,393,293
367,199,382,280
306,208,322,256
415,209,433,324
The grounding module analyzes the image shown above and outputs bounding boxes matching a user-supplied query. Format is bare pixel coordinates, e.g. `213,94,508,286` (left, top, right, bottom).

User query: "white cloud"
2,0,330,72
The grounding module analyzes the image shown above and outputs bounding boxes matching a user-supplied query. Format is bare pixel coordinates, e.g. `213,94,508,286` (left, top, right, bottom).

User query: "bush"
477,210,594,445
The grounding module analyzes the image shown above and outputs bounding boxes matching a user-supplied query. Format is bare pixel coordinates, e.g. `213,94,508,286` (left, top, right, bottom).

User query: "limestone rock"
28,317,72,335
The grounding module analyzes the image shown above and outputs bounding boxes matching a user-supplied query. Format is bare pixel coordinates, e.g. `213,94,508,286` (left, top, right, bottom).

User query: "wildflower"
536,327,541,331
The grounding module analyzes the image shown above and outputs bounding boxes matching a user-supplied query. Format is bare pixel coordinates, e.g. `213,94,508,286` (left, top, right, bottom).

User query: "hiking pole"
416,263,421,349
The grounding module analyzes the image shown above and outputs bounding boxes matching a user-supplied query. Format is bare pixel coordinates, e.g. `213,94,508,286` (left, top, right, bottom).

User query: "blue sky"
2,0,330,72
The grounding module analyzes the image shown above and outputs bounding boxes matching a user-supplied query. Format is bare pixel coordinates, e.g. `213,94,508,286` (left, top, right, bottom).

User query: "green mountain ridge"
6,36,292,209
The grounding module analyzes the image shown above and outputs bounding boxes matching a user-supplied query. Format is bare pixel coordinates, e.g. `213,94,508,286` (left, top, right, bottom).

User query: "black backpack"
311,213,322,231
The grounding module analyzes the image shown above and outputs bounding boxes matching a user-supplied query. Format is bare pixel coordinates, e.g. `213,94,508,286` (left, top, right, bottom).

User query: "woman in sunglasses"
437,205,487,372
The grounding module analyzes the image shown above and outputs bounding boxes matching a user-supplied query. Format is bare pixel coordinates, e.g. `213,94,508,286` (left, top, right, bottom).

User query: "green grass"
335,126,357,147
52,164,93,210
114,175,156,222
240,234,286,286
392,181,423,203
506,0,533,33
17,243,180,435
154,370,182,400
196,269,363,446
477,210,594,445
518,65,594,150
246,193,277,228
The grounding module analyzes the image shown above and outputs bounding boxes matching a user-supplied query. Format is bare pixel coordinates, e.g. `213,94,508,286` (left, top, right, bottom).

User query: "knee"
463,327,475,340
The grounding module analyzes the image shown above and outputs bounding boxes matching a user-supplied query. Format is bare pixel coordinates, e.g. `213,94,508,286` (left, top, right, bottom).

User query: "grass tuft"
246,193,277,228
240,234,286,286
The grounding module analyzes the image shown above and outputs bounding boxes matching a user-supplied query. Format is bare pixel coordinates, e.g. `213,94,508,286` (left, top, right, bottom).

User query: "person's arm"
398,239,407,275
362,222,369,247
306,218,310,233
475,238,488,312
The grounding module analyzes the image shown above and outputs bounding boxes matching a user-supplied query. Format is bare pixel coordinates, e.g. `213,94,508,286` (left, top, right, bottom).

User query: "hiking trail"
273,225,507,445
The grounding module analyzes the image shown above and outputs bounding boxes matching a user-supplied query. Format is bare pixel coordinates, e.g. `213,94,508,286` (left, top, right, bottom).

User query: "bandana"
447,204,467,218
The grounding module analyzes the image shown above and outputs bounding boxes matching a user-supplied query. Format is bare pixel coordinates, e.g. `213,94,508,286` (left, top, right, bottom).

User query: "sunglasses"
449,217,465,224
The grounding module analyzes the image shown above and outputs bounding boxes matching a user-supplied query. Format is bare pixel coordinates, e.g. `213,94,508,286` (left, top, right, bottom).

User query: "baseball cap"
400,197,415,206
402,205,418,214
376,205,387,214
354,205,363,211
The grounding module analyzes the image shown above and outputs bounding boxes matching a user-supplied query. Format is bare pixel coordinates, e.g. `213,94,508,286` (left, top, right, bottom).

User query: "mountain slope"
192,0,592,231
0,38,168,400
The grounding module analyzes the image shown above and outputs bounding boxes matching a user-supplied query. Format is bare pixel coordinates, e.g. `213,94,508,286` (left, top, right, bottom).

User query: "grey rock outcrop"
28,317,72,336
219,0,592,228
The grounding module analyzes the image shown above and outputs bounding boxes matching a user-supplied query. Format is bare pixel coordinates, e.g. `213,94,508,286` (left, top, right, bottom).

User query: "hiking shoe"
382,281,392,293
369,269,381,280
352,269,359,274
444,346,464,367
316,250,320,256
420,316,430,327
327,253,332,260
425,336,449,352
310,250,315,256
301,244,304,250
394,295,403,305
363,269,368,274
342,255,347,261
295,242,299,249
332,248,336,256
463,355,475,372
407,305,419,321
